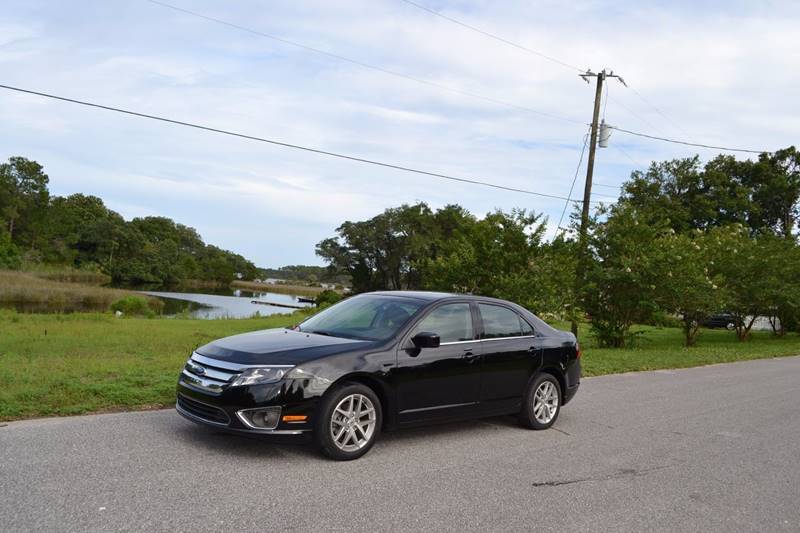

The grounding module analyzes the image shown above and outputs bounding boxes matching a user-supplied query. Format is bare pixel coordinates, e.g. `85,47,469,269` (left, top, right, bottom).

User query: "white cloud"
1,0,798,266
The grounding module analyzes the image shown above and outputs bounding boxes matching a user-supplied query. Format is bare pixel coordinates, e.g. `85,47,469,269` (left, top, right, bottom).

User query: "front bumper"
175,373,318,438
175,394,311,439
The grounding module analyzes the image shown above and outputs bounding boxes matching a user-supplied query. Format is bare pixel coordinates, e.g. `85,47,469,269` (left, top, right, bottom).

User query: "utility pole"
571,69,626,337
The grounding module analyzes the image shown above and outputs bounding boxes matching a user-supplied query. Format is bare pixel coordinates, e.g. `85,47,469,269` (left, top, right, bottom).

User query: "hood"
195,328,372,365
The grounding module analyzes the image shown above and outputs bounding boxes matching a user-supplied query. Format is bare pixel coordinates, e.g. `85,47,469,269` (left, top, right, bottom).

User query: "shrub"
315,289,343,309
110,295,163,317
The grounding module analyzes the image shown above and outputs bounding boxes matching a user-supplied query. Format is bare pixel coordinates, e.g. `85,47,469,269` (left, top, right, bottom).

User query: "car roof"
366,290,514,305
367,290,461,301
362,291,562,336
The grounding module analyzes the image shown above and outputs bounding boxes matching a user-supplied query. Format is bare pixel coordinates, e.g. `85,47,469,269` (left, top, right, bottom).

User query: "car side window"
411,303,473,344
479,304,523,339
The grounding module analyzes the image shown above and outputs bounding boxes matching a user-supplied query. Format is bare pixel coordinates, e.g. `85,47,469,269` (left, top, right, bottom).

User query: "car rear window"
479,304,524,339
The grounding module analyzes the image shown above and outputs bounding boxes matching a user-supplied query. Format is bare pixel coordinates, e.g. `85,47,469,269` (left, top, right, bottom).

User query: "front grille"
177,394,231,425
180,353,243,394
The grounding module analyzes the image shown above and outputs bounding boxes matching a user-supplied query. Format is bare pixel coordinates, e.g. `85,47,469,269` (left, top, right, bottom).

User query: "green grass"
0,311,302,421
1,312,798,422
551,321,800,376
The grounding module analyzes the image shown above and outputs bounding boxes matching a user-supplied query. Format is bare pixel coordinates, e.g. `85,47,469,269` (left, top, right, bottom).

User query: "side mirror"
412,332,440,349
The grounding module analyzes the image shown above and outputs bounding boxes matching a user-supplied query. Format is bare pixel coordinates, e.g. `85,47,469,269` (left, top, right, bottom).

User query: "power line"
591,191,620,199
609,126,768,154
396,1,767,158
0,83,598,204
611,143,648,169
555,131,590,237
144,0,583,125
608,94,669,137
628,86,696,142
398,0,583,72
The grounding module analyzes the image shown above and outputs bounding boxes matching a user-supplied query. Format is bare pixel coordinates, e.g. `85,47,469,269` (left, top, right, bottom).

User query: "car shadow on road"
170,419,319,459
379,414,521,444
170,413,524,460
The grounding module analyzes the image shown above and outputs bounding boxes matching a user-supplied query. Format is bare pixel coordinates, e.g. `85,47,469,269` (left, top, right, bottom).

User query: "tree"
316,203,438,292
758,236,800,336
620,148,800,237
652,231,726,346
705,226,776,341
0,227,20,269
419,209,549,311
747,147,800,238
582,204,665,347
0,156,50,242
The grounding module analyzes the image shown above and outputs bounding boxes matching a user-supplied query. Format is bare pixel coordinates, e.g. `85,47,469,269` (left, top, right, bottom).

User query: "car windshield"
297,295,425,341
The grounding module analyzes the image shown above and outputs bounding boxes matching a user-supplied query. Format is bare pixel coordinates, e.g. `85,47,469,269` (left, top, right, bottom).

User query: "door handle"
463,349,479,362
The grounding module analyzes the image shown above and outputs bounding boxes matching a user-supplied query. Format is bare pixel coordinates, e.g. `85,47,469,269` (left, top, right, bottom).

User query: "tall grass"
20,264,111,285
0,270,144,312
231,280,332,297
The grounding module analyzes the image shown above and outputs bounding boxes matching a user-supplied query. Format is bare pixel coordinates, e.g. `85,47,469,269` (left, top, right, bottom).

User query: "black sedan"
176,291,581,460
702,313,742,330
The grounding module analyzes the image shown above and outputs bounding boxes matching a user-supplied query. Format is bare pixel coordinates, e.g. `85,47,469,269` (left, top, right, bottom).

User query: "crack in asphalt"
531,464,673,488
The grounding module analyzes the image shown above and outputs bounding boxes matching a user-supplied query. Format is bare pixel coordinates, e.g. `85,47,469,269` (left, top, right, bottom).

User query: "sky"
2,0,799,267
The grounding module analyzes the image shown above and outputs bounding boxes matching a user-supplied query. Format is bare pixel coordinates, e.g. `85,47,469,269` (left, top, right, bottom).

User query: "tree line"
318,147,800,347
0,157,259,285
257,265,349,285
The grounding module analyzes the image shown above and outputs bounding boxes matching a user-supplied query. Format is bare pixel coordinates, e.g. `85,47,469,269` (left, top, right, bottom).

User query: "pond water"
141,289,315,319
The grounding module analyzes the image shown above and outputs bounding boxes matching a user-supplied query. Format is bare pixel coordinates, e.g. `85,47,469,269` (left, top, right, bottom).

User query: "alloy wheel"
330,393,377,452
533,380,559,424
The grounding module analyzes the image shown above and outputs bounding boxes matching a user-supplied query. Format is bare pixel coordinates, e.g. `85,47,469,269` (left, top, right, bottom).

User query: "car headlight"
230,366,293,387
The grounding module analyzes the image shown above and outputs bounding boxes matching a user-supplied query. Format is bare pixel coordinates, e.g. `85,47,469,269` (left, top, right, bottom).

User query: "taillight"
575,343,581,359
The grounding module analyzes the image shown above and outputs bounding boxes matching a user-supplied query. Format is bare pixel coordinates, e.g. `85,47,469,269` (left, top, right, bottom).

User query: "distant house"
320,283,336,290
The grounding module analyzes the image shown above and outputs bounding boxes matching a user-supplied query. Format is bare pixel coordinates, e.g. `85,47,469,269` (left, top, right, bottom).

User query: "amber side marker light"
282,415,308,423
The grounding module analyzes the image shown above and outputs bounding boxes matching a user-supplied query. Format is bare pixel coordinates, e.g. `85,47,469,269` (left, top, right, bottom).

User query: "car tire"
314,382,382,461
519,373,562,430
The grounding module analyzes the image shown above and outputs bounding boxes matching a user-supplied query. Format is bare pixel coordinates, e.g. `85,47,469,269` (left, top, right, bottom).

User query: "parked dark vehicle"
176,291,581,460
703,313,742,330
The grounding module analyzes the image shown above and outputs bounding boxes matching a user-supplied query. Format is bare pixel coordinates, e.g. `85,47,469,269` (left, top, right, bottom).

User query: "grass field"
0,311,304,421
1,312,798,421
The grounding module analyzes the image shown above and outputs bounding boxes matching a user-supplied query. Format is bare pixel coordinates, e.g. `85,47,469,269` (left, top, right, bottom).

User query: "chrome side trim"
399,401,479,414
437,335,537,346
480,335,537,342
191,353,294,372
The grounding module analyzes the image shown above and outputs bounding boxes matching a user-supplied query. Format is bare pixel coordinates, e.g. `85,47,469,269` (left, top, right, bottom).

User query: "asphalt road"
2,357,799,532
